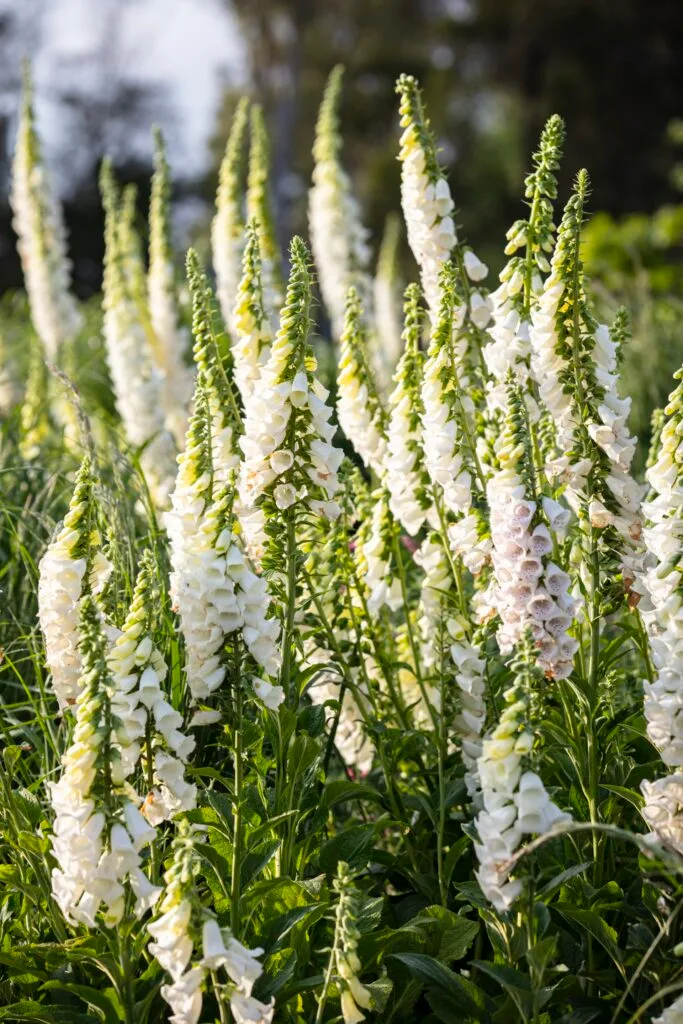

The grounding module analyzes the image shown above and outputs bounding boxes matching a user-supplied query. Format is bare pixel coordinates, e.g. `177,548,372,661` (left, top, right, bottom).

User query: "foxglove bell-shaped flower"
38,456,112,710
384,284,437,535
49,598,157,927
337,287,388,475
238,237,343,522
474,641,571,912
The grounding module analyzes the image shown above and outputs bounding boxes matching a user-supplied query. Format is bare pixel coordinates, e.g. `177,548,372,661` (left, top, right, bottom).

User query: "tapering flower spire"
38,456,112,710
239,236,343,521
487,375,578,680
11,65,82,360
395,74,457,318
212,97,250,330
484,114,564,411
148,127,194,445
186,247,243,488
49,597,159,928
384,284,437,535
149,819,273,1024
100,161,176,506
309,66,373,344
337,287,388,476
474,635,571,912
246,105,283,326
639,370,683,854
529,171,643,578
373,212,405,375
108,551,196,826
231,221,274,409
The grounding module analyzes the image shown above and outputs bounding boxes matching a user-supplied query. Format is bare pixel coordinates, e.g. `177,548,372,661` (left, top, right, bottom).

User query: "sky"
0,0,247,190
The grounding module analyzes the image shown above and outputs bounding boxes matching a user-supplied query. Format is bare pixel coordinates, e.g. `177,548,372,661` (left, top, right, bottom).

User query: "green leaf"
554,906,625,975
264,903,328,952
41,982,120,1024
602,784,644,810
322,780,385,809
538,862,592,899
255,948,298,1000
297,703,326,737
241,839,281,888
319,824,376,873
472,960,531,994
389,952,487,1018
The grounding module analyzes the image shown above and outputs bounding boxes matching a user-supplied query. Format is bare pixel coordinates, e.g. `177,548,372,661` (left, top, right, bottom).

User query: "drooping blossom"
337,287,388,476
231,221,274,410
49,597,159,928
384,284,437,535
484,114,565,414
529,172,643,579
108,551,196,827
38,456,112,710
149,819,272,1024
487,376,579,681
238,236,343,522
474,639,571,912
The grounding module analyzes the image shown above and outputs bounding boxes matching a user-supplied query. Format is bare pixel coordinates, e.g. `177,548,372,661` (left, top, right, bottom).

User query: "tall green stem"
280,512,298,706
231,645,243,934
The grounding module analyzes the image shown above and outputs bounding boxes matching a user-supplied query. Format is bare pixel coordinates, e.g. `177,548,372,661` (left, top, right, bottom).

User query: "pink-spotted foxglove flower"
637,374,683,851
337,287,388,476
212,98,249,331
38,456,112,710
49,597,159,928
384,284,437,535
147,128,194,445
238,237,343,522
246,105,284,328
309,66,373,342
11,68,82,361
474,639,571,912
487,377,578,681
100,162,176,507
